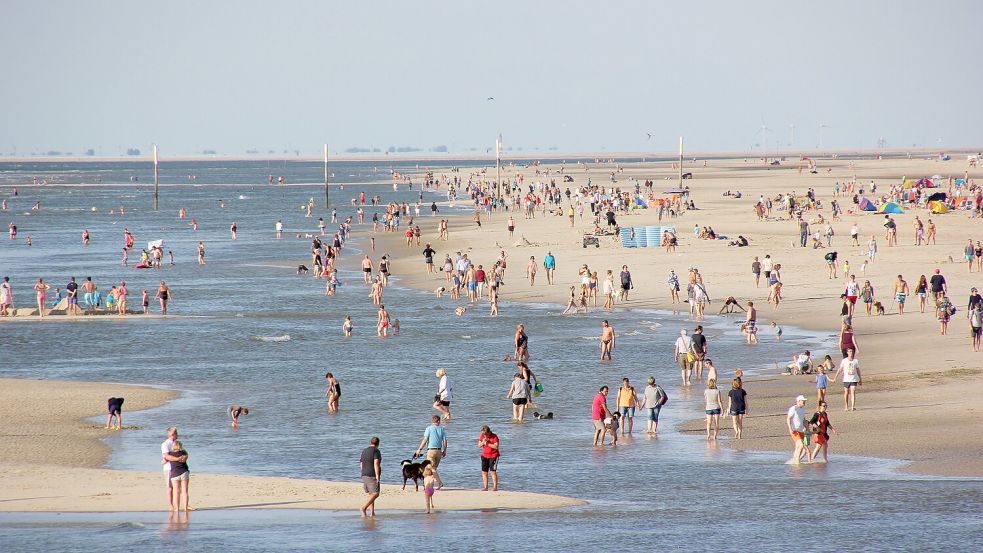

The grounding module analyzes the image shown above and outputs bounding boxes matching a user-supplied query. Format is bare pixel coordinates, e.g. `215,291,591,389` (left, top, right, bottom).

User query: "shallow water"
1,161,981,552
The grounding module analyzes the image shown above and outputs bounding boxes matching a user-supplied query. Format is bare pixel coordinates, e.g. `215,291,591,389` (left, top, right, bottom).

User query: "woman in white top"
832,348,862,411
434,368,453,420
603,270,615,310
703,378,723,440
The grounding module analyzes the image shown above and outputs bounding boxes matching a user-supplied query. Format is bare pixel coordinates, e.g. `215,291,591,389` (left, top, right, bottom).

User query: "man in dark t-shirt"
929,269,947,304
65,276,79,316
691,326,708,381
423,244,436,271
359,437,382,517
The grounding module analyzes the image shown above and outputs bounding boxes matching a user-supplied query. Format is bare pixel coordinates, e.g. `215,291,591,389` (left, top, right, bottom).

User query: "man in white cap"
673,329,694,386
786,395,809,464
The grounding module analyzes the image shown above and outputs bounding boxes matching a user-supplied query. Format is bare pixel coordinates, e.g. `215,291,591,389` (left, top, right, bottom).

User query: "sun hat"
795,395,807,402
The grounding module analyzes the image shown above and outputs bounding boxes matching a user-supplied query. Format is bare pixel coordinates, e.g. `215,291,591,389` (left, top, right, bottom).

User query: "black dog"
533,411,554,420
400,457,432,490
297,265,309,275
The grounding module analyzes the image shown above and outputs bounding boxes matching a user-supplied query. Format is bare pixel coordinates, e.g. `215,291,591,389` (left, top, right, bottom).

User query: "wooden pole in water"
153,144,159,210
677,136,683,187
323,144,329,208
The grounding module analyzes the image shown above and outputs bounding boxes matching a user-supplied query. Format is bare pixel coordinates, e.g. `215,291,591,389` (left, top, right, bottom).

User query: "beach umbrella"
877,202,904,214
928,201,949,214
858,198,877,211
927,192,947,202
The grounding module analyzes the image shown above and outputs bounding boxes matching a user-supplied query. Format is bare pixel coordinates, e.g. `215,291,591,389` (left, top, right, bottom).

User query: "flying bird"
486,97,495,101
646,133,655,140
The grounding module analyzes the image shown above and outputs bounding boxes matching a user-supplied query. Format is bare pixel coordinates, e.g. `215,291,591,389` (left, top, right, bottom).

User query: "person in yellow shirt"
616,378,639,435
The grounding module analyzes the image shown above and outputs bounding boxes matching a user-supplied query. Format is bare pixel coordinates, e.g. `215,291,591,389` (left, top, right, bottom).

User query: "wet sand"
0,378,583,512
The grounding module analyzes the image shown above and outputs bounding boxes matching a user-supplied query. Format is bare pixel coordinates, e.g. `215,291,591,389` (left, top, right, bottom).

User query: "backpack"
656,387,668,407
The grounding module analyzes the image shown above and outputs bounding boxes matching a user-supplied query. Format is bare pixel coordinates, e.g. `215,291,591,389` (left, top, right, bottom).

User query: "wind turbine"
818,122,830,150
758,119,772,154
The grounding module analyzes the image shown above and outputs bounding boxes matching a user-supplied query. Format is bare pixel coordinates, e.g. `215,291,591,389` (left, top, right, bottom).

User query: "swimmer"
377,305,390,337
343,315,353,336
324,373,341,413
599,320,616,360
228,405,249,428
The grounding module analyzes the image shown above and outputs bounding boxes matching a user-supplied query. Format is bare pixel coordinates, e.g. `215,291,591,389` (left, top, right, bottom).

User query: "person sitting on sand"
786,350,814,375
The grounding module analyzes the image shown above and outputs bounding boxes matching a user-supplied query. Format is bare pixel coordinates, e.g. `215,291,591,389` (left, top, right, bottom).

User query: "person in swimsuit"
422,466,437,513
599,320,616,360
156,281,171,314
894,275,909,315
324,372,341,413
377,305,390,337
228,405,249,428
361,255,373,284
343,315,353,336
33,278,49,317
514,324,529,361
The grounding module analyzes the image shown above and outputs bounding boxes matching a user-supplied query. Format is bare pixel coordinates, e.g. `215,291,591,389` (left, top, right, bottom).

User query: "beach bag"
656,388,668,407
685,352,696,364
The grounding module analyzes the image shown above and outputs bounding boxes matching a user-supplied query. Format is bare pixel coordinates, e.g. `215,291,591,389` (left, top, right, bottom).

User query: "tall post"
496,134,502,200
677,136,683,187
323,144,329,208
153,144,159,211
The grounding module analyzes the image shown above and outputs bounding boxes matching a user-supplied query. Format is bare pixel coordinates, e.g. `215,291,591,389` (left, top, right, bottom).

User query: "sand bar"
0,378,583,512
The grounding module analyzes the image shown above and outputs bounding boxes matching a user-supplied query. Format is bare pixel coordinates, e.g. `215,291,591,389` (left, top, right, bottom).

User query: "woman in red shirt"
477,425,500,491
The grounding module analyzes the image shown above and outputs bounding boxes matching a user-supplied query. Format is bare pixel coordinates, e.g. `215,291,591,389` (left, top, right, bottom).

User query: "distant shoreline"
1,146,980,165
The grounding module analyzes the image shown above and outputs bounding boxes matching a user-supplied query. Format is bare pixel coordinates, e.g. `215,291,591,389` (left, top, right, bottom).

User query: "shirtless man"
81,277,96,312
745,301,758,344
377,304,390,337
894,274,910,314
599,320,616,360
361,255,373,284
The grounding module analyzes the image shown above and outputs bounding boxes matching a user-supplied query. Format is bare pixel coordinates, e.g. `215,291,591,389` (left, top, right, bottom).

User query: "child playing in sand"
228,405,249,428
422,467,437,513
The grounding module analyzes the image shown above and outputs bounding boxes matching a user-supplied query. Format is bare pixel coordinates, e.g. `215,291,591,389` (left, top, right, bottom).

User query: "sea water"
0,161,980,552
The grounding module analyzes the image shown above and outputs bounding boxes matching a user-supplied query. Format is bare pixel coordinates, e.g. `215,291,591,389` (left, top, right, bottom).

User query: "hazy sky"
3,1,980,156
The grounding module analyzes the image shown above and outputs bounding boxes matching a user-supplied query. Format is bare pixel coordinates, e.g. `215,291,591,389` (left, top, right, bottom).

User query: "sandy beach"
0,378,582,512
381,156,983,477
